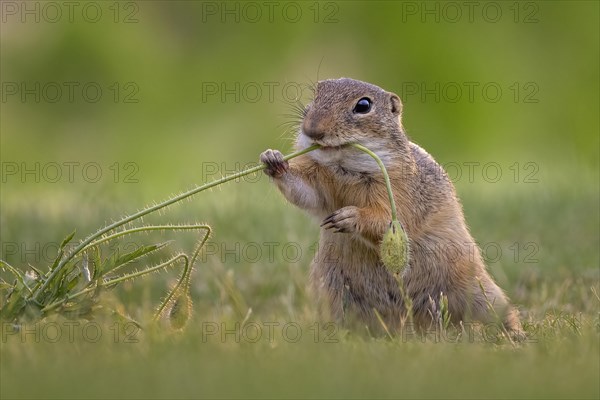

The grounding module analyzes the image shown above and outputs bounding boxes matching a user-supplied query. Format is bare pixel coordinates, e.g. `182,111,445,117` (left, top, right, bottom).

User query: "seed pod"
380,220,409,274
168,290,192,331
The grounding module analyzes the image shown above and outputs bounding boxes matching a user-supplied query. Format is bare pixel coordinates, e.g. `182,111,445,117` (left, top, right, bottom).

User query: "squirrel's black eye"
353,97,372,114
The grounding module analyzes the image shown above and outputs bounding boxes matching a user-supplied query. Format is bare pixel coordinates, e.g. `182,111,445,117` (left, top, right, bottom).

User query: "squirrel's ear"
390,93,402,115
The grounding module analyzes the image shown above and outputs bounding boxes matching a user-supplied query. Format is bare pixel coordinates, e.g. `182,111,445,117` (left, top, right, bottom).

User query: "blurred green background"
1,2,599,399
1,0,598,280
2,1,598,186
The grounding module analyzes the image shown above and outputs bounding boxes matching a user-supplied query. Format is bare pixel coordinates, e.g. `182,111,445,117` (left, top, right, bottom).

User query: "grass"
1,162,598,399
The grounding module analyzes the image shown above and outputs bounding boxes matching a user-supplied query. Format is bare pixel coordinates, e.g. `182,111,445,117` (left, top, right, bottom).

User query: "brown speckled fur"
260,78,522,337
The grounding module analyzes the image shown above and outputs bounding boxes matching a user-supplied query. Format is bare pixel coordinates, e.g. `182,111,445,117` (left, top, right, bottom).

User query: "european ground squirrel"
261,78,522,338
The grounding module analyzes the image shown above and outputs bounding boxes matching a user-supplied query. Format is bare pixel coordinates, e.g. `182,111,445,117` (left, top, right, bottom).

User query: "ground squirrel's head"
297,78,406,171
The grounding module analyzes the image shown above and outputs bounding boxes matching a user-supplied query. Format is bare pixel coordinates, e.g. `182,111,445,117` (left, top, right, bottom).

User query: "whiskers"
276,77,317,144
277,98,308,143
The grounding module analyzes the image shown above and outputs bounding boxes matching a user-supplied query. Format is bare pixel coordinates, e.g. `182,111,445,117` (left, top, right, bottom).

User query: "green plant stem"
82,224,211,252
349,143,398,221
34,145,321,301
34,142,400,301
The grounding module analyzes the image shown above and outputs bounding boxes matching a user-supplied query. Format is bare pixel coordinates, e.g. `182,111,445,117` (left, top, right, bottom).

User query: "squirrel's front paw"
321,206,360,233
260,149,289,178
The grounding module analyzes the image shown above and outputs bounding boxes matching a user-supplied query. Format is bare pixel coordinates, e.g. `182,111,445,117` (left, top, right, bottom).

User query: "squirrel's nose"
302,119,325,141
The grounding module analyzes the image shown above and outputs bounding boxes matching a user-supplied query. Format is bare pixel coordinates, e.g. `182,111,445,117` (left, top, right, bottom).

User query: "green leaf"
46,262,77,304
47,230,76,274
0,285,26,322
101,243,164,277
59,230,76,251
89,246,102,280
0,260,26,283
66,274,80,292
48,249,64,273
